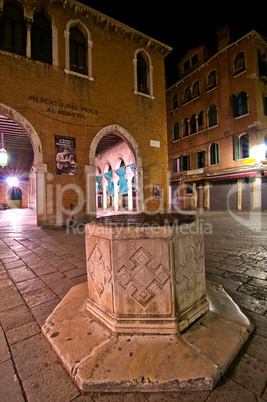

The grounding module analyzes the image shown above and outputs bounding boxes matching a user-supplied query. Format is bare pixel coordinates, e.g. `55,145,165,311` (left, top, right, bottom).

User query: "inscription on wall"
28,95,98,119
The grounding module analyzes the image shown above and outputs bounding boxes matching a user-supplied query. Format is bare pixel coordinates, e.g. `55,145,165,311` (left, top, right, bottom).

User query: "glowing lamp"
0,133,8,168
251,143,267,162
7,177,19,187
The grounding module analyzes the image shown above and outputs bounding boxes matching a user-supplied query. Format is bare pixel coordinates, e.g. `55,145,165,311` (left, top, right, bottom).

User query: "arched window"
232,91,248,117
0,3,26,56
31,12,52,64
234,51,246,75
69,27,87,75
233,133,250,160
198,111,205,131
240,133,250,159
137,53,148,94
173,122,179,141
172,94,178,110
134,49,153,97
208,104,217,127
192,81,200,98
206,70,217,91
183,86,191,103
210,143,219,165
182,118,188,137
190,115,196,134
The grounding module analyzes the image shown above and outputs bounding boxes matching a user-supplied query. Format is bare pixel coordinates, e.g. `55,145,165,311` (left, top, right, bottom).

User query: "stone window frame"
206,69,217,91
64,18,93,80
31,10,53,64
173,122,179,141
133,48,154,99
233,51,246,76
208,104,218,128
209,142,220,165
172,93,179,110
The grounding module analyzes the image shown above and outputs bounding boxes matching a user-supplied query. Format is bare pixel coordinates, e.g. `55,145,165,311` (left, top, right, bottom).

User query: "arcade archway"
88,124,143,218
0,104,45,225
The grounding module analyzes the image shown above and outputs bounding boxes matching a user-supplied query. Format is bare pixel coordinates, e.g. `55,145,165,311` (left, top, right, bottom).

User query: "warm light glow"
251,143,267,162
0,148,8,168
6,176,20,187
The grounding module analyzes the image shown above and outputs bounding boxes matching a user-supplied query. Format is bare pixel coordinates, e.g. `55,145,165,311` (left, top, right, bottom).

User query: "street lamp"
0,132,8,168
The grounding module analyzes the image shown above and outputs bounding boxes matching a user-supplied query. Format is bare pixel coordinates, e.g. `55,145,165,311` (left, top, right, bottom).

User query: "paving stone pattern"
0,210,266,401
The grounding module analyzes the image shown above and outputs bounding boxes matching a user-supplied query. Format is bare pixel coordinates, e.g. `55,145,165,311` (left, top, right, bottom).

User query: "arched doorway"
8,186,22,208
0,104,46,225
87,124,143,218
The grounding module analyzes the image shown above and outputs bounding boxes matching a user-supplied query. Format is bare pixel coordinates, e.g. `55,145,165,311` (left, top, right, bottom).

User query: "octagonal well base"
42,280,253,393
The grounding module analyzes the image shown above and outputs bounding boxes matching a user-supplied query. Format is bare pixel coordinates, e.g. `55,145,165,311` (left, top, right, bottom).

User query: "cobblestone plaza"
0,209,266,401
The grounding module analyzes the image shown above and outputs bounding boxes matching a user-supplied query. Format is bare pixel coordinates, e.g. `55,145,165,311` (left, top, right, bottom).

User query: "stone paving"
0,209,266,401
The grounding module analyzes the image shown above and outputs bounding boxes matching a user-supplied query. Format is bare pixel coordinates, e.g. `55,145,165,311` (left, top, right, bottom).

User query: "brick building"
0,0,171,226
167,27,267,212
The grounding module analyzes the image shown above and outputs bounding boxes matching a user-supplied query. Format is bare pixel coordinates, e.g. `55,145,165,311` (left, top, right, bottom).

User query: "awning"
206,171,258,181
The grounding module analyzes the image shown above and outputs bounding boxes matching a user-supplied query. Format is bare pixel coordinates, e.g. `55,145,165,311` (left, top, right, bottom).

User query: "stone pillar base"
42,280,253,393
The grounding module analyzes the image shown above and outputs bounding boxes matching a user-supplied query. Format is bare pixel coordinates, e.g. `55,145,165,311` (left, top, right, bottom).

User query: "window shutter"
179,156,183,172
209,105,217,127
232,94,238,117
215,144,219,164
233,137,240,160
240,92,248,115
263,95,267,116
173,158,177,173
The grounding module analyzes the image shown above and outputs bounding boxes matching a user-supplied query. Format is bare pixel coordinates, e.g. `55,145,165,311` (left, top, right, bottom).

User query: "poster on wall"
55,135,77,175
153,184,162,200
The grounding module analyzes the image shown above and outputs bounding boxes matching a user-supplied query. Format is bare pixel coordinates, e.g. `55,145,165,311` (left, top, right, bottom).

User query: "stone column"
196,115,199,132
85,165,96,220
253,177,261,211
126,168,134,212
205,182,210,210
103,180,107,211
114,177,119,212
35,163,47,225
87,39,93,78
25,19,32,59
64,30,70,71
52,25,58,66
237,179,242,211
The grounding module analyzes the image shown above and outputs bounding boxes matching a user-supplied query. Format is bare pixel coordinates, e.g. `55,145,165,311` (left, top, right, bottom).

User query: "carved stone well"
42,213,253,393
86,213,209,334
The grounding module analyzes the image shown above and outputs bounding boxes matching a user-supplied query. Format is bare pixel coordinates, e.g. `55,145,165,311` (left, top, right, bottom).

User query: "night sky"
80,1,266,86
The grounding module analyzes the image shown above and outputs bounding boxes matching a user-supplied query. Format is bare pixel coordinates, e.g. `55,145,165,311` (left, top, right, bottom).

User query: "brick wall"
0,0,171,225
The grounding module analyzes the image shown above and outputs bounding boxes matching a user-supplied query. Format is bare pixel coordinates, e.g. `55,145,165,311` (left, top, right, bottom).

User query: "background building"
0,0,171,226
167,27,267,212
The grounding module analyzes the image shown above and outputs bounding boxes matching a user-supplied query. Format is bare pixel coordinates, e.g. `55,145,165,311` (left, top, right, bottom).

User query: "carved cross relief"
117,246,170,307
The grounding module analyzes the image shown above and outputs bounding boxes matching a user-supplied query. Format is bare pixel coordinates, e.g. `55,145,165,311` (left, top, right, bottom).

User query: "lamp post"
0,133,8,168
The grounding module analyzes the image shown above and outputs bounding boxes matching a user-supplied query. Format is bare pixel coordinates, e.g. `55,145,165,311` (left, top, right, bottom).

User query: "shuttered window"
232,92,248,117
210,143,219,165
233,136,240,160
208,104,217,127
